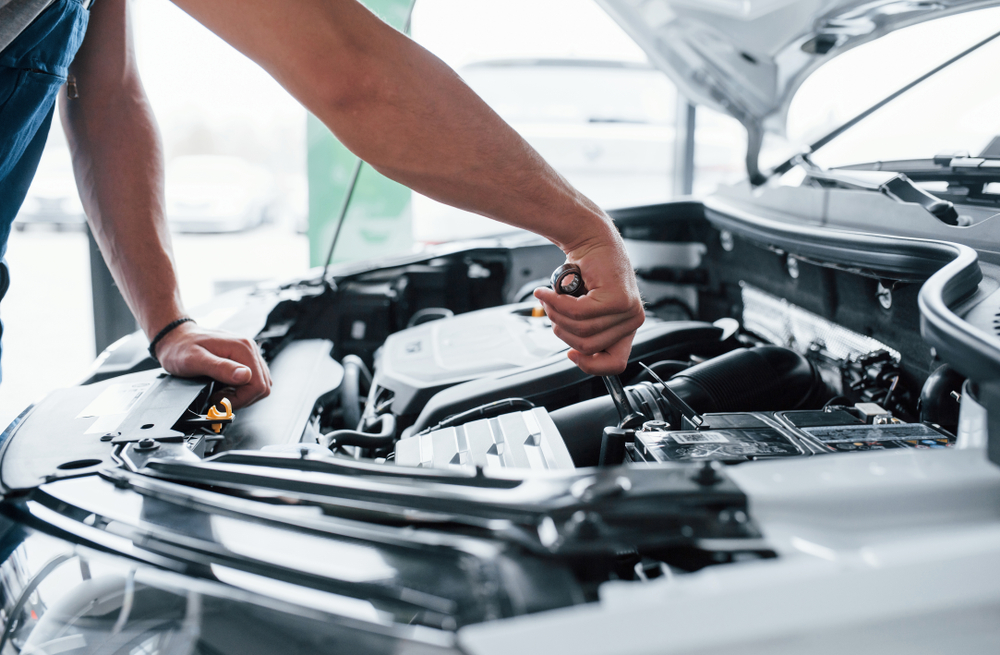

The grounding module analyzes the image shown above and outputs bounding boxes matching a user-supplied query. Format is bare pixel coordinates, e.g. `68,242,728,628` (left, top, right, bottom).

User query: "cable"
321,413,397,450
321,158,364,282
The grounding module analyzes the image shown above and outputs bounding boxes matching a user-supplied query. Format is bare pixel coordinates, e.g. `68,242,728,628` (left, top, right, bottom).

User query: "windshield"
795,9,1000,170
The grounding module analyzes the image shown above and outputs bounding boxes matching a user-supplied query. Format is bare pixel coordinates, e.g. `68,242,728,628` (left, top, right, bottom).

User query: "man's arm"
171,0,644,375
60,0,271,407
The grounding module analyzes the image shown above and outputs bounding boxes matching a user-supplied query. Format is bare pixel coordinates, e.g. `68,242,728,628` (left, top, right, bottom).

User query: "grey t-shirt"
0,0,57,55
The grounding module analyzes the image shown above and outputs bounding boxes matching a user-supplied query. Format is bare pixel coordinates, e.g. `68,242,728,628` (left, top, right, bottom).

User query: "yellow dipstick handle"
207,398,233,434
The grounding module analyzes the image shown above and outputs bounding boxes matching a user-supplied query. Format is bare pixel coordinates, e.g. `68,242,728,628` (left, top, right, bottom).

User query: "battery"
631,413,807,463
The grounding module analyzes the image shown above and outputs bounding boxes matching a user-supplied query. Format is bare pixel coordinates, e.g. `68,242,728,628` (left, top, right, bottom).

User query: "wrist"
557,211,620,258
148,317,196,361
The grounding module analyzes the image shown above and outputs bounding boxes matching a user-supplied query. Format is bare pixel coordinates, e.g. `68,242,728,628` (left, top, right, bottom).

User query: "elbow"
301,54,388,128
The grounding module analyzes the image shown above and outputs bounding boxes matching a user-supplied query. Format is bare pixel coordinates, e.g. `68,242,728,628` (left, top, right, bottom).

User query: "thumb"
177,347,252,386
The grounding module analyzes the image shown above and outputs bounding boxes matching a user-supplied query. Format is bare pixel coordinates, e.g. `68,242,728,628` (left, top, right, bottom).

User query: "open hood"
595,0,999,179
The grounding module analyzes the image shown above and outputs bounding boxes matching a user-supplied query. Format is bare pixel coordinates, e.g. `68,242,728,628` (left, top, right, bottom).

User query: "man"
0,0,645,408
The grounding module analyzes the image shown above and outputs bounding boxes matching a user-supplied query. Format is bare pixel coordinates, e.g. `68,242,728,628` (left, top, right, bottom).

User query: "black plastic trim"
704,197,958,282
703,196,1000,388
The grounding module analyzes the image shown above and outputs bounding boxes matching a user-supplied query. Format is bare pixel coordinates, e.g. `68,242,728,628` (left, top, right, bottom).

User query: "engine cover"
373,302,569,418
394,407,574,470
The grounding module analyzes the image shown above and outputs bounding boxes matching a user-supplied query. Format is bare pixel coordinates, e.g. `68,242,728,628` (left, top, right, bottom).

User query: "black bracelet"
148,317,195,362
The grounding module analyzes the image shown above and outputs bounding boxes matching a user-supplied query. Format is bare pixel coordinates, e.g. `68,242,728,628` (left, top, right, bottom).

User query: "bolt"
877,282,892,310
136,438,158,451
100,434,114,442
720,230,735,252
565,510,603,541
786,256,800,279
694,461,723,486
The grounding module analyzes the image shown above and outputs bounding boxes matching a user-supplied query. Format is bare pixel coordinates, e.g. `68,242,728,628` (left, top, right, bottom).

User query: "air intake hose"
550,346,824,466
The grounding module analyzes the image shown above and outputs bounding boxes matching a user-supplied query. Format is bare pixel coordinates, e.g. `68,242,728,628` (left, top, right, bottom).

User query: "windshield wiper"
836,156,1000,184
805,168,960,225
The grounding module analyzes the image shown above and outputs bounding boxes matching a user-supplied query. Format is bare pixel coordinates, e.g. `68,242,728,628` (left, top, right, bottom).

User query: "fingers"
535,286,632,321
539,306,632,337
567,332,635,376
181,344,270,409
203,337,271,409
550,313,644,356
534,286,645,357
158,327,272,409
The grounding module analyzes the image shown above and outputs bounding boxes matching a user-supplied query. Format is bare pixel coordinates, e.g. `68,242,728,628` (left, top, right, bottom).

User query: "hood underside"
595,0,999,138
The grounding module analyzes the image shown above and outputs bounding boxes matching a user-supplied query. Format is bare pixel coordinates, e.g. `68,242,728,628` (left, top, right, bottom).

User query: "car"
4,2,1000,654
165,155,275,233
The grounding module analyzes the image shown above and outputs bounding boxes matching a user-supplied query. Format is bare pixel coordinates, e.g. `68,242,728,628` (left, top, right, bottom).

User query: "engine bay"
0,200,979,628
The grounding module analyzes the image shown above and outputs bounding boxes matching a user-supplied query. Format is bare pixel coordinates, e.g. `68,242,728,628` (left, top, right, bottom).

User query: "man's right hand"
534,228,645,376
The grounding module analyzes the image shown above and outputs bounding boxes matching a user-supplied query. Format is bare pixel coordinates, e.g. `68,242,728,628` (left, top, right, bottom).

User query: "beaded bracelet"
148,317,195,362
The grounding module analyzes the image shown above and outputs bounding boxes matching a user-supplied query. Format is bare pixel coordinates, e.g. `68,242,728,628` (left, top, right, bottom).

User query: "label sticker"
802,423,941,444
77,382,153,419
84,414,128,436
673,432,729,444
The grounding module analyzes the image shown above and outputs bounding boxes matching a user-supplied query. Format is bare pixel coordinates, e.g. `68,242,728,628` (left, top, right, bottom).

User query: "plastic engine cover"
374,302,569,417
394,408,574,470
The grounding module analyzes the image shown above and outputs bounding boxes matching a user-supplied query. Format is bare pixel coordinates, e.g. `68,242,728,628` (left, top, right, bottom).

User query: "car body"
3,2,1000,654
165,155,275,234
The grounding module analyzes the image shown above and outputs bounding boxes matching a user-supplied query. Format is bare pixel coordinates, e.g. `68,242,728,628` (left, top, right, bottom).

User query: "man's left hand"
154,321,272,409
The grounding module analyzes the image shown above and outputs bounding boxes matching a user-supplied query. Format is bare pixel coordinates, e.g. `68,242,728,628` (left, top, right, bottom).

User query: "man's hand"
534,228,644,376
153,322,272,409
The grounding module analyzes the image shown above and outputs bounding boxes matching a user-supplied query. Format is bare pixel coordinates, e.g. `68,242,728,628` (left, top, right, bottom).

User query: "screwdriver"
550,263,646,429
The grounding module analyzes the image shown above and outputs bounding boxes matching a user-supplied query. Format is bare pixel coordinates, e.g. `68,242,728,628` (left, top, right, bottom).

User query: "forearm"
60,73,184,338
171,0,617,253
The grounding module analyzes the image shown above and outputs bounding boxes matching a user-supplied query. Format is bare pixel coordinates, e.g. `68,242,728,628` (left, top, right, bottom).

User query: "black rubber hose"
918,364,964,433
340,355,372,430
322,413,396,450
666,346,822,414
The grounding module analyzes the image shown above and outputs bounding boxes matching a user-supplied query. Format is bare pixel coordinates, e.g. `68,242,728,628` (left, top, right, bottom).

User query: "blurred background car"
165,155,276,233
12,148,85,232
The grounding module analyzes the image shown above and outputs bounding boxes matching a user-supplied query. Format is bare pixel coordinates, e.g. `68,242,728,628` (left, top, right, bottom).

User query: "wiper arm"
806,169,959,225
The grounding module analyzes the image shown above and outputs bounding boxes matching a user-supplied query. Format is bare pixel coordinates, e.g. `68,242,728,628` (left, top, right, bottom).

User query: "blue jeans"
0,0,90,382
